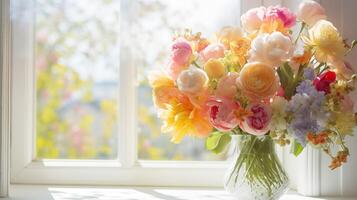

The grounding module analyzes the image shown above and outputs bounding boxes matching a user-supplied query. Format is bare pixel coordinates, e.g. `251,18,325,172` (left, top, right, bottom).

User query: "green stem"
192,60,200,68
226,135,289,199
294,22,306,44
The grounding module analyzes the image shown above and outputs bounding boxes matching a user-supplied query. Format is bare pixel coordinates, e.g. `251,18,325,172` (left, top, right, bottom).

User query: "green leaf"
205,132,232,154
291,139,304,157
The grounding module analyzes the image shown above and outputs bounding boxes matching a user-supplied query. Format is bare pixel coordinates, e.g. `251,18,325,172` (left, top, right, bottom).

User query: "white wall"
319,0,357,197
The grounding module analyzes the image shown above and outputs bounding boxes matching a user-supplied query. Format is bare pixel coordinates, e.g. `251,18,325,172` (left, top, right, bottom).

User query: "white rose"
177,66,208,95
248,32,293,67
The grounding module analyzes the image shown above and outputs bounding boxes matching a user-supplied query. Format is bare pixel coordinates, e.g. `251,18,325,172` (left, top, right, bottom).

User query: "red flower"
313,71,336,94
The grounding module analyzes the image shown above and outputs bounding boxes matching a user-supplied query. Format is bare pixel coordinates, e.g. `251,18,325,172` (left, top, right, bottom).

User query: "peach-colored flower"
265,6,296,28
149,74,183,109
297,0,326,26
200,43,225,62
216,26,243,49
249,32,293,67
236,62,280,100
204,59,225,79
215,72,239,99
171,38,193,65
240,103,272,135
207,97,240,132
167,61,188,80
241,7,266,33
259,18,289,35
177,67,208,95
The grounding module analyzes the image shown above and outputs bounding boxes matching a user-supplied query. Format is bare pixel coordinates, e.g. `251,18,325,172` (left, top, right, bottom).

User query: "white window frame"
6,0,318,194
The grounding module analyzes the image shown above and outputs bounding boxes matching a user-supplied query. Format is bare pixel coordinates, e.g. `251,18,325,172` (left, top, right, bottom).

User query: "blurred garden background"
35,0,238,161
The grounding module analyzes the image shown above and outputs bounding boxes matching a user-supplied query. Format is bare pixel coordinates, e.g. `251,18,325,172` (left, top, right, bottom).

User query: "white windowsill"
3,185,356,200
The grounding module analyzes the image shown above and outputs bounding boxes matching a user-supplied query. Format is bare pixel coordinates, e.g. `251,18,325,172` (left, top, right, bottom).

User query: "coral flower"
236,62,280,100
303,20,347,63
207,97,240,132
215,72,239,100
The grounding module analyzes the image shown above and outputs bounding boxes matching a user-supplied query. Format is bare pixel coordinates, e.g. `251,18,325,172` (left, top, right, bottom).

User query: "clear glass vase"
224,135,289,200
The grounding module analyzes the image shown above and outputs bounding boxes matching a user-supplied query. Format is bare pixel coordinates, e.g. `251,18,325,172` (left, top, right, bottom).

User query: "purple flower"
287,81,327,145
303,67,315,80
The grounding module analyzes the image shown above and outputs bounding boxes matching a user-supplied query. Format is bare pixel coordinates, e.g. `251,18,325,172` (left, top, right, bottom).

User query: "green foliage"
291,139,304,157
277,62,304,99
206,132,232,154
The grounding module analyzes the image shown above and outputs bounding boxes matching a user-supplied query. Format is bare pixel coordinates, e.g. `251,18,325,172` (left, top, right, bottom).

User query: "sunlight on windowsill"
6,185,355,200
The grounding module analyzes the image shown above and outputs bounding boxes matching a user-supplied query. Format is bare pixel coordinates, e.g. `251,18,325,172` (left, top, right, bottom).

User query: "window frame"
8,0,317,192
10,0,229,187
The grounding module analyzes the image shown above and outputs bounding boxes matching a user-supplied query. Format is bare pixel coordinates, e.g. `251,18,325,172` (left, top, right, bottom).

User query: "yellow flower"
204,59,225,78
334,112,355,136
230,37,251,67
216,26,243,49
149,74,182,109
303,20,347,62
161,98,212,144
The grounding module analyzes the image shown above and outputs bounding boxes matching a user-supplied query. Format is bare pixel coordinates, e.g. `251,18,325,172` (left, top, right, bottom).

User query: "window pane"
134,0,240,160
35,0,120,159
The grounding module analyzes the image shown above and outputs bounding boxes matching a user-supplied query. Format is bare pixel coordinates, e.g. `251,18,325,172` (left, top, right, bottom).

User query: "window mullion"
118,0,137,167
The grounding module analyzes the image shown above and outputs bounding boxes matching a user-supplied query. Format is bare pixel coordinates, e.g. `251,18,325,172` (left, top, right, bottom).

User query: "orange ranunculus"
236,62,280,100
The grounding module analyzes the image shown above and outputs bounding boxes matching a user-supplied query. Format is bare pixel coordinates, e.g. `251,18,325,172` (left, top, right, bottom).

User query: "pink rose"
200,43,225,62
265,6,296,28
171,38,192,65
207,97,240,132
297,0,326,26
240,103,272,136
241,7,266,32
215,72,239,100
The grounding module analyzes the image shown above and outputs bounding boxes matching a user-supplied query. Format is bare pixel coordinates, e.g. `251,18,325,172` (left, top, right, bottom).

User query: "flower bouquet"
150,1,357,199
